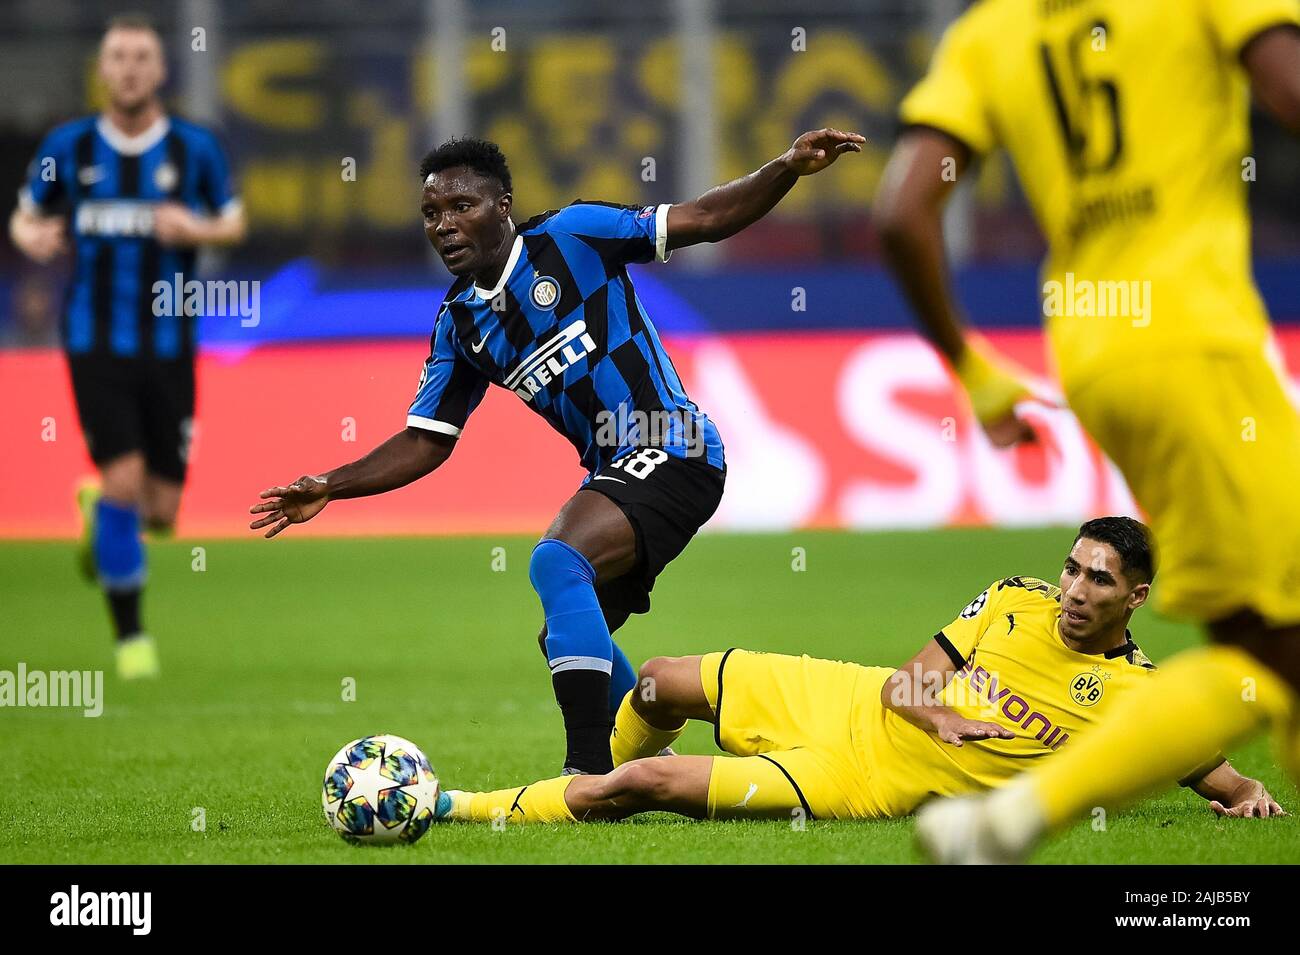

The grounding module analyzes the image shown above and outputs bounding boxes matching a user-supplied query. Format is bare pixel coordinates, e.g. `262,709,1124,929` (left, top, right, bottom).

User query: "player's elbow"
883,670,904,712
872,191,925,251
408,427,455,473
879,669,907,711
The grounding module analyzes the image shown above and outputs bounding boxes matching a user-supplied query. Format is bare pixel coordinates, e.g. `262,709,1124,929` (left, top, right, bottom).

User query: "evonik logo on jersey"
955,661,1071,751
506,320,597,401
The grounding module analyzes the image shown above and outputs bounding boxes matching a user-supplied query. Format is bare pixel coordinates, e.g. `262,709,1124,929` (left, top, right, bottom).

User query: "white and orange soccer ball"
321,734,440,844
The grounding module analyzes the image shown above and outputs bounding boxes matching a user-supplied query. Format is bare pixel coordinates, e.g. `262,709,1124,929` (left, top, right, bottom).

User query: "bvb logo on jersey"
530,276,560,310
1070,671,1104,707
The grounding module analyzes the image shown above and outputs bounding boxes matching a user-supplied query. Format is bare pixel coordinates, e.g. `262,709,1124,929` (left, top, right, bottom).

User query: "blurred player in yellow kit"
430,520,1279,826
870,0,1300,860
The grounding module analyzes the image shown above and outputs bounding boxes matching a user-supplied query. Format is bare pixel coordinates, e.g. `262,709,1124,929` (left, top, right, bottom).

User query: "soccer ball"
321,734,440,844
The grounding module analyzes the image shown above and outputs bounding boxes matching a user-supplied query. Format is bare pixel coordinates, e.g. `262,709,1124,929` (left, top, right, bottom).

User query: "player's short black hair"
1074,516,1156,584
418,138,512,195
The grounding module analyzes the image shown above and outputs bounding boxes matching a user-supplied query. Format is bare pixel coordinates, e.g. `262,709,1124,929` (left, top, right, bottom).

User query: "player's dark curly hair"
1074,516,1156,584
418,138,512,194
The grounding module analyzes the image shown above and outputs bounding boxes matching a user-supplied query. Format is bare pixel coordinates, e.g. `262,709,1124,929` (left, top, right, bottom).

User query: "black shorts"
67,355,196,483
582,450,726,630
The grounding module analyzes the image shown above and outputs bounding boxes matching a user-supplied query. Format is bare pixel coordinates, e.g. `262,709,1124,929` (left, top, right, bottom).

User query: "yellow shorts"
1066,348,1300,625
701,649,896,821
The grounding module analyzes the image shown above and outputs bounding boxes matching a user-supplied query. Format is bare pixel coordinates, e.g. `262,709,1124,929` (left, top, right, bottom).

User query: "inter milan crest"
154,161,178,192
530,275,560,310
78,164,106,186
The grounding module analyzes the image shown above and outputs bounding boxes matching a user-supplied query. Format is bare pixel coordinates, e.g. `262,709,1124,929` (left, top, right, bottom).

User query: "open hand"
982,410,1040,448
13,213,68,263
153,202,208,247
1210,779,1286,819
249,476,330,538
937,716,1016,748
783,128,866,176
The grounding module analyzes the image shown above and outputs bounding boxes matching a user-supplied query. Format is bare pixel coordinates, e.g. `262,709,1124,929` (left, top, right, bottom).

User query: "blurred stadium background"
4,0,1300,538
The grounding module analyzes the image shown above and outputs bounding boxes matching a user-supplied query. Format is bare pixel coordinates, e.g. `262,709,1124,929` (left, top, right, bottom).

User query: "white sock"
983,778,1048,854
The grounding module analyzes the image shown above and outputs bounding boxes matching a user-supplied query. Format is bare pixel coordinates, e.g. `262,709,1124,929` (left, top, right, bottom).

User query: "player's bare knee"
608,758,676,806
634,656,680,717
142,480,182,530
99,454,146,504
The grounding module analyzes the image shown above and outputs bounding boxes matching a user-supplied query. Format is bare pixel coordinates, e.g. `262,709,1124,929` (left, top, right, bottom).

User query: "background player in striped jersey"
9,15,245,679
250,129,863,774
424,519,1281,827
869,0,1300,860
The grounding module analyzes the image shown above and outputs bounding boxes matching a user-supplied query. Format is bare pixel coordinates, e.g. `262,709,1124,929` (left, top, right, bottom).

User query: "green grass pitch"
2,527,1295,864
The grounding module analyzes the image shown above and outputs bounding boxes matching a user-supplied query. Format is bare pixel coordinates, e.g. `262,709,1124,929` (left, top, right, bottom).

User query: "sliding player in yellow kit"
871,0,1300,861
430,520,1280,826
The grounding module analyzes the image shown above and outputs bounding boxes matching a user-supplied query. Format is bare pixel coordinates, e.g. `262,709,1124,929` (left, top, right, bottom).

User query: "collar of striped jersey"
472,234,523,300
96,114,171,156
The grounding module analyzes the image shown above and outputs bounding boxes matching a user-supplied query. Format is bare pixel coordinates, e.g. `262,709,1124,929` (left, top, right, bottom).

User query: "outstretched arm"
873,128,1039,448
664,127,864,250
873,130,970,364
1188,760,1286,818
881,637,1015,747
249,427,454,538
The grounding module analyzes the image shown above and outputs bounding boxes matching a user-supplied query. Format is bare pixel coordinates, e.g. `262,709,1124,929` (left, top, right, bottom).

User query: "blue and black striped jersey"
20,114,238,360
407,201,725,474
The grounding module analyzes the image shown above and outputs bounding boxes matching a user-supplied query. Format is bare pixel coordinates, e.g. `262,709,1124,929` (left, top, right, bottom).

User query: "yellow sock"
1030,645,1285,832
461,775,577,825
610,690,685,767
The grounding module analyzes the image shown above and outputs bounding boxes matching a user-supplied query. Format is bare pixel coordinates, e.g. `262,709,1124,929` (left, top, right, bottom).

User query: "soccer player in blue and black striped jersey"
10,15,245,679
250,130,862,773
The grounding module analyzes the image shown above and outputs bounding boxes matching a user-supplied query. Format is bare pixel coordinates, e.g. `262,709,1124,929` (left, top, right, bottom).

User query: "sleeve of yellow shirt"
936,579,1005,666
897,6,998,155
1200,0,1300,58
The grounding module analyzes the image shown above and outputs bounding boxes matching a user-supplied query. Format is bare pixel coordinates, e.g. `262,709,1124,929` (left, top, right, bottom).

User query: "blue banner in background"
193,258,1300,346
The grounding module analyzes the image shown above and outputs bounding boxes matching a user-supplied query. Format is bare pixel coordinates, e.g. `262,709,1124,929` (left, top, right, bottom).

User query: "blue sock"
94,499,146,591
531,538,616,772
609,641,636,716
531,539,612,673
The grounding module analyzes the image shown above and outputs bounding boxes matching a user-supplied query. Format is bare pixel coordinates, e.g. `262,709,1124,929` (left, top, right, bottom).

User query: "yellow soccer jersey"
863,575,1157,815
898,0,1300,391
